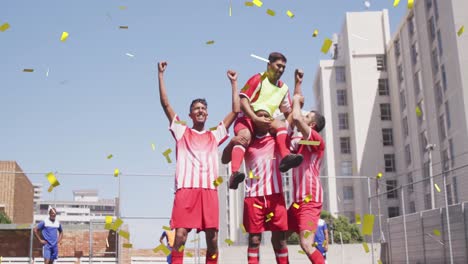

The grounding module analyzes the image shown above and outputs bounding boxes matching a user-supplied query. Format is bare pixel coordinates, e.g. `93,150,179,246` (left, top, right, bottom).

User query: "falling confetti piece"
304,195,312,203
119,26,129,29
298,250,306,254
245,1,254,7
253,204,263,209
126,53,135,57
118,230,130,239
266,9,275,16
213,176,224,187
163,148,172,163
206,40,215,45
356,214,361,224
378,260,383,264
114,169,120,177
178,245,185,252
433,229,441,236
60,32,69,42
298,140,320,146
434,183,441,192
304,231,311,238
186,252,193,257
23,69,34,72
321,38,333,54
153,244,171,256
105,216,113,224
313,30,319,37
212,254,217,259
123,243,133,248
292,203,300,209
175,120,187,125
265,218,271,223
250,54,269,63
229,0,232,16
416,106,422,117
286,10,294,18
112,218,124,231
267,212,274,218
46,172,60,193
362,242,370,253
312,242,318,247
151,143,156,151
393,0,400,7
210,127,217,131
377,172,383,179
458,26,465,37
224,238,234,246
119,6,127,10
162,226,171,231
252,0,263,7
107,154,113,159
240,224,247,234
322,241,328,247
0,23,10,32
362,214,375,236
407,0,414,9
105,223,112,230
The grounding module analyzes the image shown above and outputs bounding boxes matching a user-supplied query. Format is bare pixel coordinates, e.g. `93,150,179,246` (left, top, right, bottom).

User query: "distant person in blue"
34,207,63,264
159,227,175,264
314,218,329,261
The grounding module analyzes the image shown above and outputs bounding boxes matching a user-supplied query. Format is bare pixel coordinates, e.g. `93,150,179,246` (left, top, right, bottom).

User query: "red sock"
171,249,183,264
247,248,260,264
308,249,325,264
274,247,289,264
275,128,290,158
231,145,246,172
206,251,218,264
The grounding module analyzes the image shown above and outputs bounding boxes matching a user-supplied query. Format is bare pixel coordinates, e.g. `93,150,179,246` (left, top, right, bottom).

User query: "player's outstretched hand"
295,69,304,83
227,70,238,82
158,61,168,74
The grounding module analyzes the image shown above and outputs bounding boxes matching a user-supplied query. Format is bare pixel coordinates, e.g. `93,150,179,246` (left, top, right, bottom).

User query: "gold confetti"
298,250,306,254
322,240,328,247
313,30,319,37
377,172,383,179
151,143,156,151
118,230,130,239
112,218,124,231
458,26,465,37
153,244,171,256
267,212,274,218
321,38,333,54
162,226,171,231
416,106,422,117
119,6,127,10
252,0,263,7
298,140,320,146
378,260,383,264
304,195,312,203
163,148,172,163
175,120,187,125
123,243,133,248
304,231,311,239
355,214,361,225
407,0,414,9
107,154,113,159
393,0,401,7
362,214,375,236
60,32,69,42
212,254,217,259
224,238,234,246
213,176,224,187
434,183,441,193
206,40,215,45
105,216,113,224
119,26,129,29
253,204,263,209
186,252,193,257
178,245,185,252
286,10,294,18
266,9,275,16
210,127,217,131
292,203,300,209
23,69,34,72
105,223,112,230
245,1,254,7
362,242,370,253
433,229,441,236
0,23,10,32
312,242,318,247
46,172,60,192
114,169,120,177
240,224,247,234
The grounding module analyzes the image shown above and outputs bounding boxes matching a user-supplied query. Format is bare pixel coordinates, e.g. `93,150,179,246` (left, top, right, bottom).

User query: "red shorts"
243,193,288,233
171,188,219,231
287,201,322,233
234,115,254,135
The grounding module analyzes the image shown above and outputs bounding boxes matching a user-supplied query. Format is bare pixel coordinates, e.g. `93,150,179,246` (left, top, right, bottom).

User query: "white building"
34,189,118,224
33,183,42,212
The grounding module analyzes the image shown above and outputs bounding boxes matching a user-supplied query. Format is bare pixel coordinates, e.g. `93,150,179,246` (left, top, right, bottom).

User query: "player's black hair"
311,111,325,132
190,98,208,112
268,52,287,63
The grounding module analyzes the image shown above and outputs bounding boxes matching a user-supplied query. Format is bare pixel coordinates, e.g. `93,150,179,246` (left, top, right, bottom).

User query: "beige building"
0,161,34,223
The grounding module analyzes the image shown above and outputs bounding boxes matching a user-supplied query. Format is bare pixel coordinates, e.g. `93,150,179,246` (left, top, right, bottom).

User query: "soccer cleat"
279,154,303,172
229,171,245,190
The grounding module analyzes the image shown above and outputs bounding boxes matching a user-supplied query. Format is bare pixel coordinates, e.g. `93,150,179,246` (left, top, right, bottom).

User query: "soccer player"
157,61,239,264
222,109,289,264
314,218,329,260
287,93,326,264
228,52,304,190
160,227,175,263
34,207,63,264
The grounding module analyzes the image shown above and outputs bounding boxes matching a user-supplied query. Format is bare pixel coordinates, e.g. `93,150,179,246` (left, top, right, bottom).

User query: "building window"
380,104,392,121
400,90,406,111
337,90,347,106
420,131,428,154
437,30,443,55
343,186,354,200
435,82,443,107
439,114,446,141
387,180,398,199
408,172,414,193
409,201,416,213
414,71,422,95
449,138,455,167
453,176,459,203
336,67,346,83
408,14,415,36
425,193,432,210
445,101,451,129
442,149,449,171
432,49,439,73
394,39,401,58
377,55,386,71
428,17,436,41
411,43,418,65
338,113,349,130
341,161,352,176
425,0,432,9
441,65,447,91
403,117,409,137
405,144,412,166
382,128,394,146
378,79,390,96
434,0,439,20
384,154,396,172
446,184,453,205
397,64,404,83
340,137,351,154
388,207,400,218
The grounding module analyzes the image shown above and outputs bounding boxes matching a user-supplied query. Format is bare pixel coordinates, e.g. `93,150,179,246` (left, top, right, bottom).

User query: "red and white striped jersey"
170,115,229,190
290,129,325,203
244,134,283,197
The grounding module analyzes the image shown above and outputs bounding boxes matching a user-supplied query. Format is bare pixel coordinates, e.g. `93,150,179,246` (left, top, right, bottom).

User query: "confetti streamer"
433,229,441,236
355,214,361,225
114,169,120,177
253,204,263,209
266,9,275,16
0,23,10,32
107,154,113,159
163,148,172,163
60,32,69,42
434,183,441,193
407,0,414,9
23,69,34,72
362,214,375,236
286,10,294,18
105,216,113,224
321,38,333,54
252,0,263,7
298,140,320,146
119,26,129,29
123,243,133,248
362,242,370,253
458,26,465,37
46,172,60,192
206,40,215,45
245,1,254,7
153,244,171,256
224,238,234,246
393,0,401,7
292,203,300,209
162,226,171,231
313,30,319,37
250,54,269,63
118,230,130,239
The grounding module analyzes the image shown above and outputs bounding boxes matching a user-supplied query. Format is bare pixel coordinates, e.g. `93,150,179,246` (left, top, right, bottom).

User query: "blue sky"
1,0,406,248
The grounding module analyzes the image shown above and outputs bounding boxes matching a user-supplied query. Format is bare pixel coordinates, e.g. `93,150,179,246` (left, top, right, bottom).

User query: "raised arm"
223,70,241,129
292,94,311,137
158,61,176,123
286,69,305,127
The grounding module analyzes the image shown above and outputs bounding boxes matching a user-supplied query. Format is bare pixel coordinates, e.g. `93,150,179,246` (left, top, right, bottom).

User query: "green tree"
0,211,12,224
